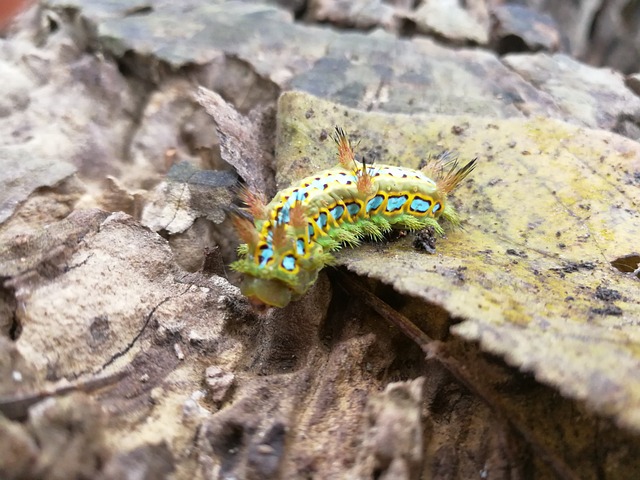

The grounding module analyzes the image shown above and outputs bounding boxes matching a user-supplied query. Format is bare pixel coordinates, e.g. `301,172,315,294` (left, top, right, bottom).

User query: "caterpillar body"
231,128,476,308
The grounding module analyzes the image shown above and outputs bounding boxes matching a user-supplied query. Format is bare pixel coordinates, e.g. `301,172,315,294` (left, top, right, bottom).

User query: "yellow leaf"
276,91,640,429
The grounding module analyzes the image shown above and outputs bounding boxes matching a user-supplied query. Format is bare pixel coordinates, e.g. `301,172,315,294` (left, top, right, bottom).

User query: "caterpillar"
231,127,476,308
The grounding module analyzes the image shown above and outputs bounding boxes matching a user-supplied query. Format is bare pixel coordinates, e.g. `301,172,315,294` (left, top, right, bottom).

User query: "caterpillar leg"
390,214,445,236
441,203,460,227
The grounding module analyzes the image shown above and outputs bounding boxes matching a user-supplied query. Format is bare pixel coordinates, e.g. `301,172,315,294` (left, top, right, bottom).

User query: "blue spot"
296,239,305,255
317,212,328,229
286,189,307,205
282,255,296,272
277,205,290,224
346,202,360,216
366,195,384,212
308,223,315,239
410,197,431,213
297,189,308,201
432,203,441,213
330,205,345,221
386,195,408,212
259,245,274,267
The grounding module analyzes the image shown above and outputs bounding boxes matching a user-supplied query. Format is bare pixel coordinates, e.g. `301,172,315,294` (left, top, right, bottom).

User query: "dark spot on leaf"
552,261,597,274
595,286,622,302
591,306,623,316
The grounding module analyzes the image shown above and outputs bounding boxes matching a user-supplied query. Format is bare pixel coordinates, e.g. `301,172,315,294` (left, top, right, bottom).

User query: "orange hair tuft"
238,185,267,220
332,127,356,169
289,202,308,228
232,216,258,246
421,153,477,194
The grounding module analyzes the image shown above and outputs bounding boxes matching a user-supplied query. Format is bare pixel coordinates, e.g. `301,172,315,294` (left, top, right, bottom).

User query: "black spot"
591,306,623,316
595,286,622,302
559,261,596,273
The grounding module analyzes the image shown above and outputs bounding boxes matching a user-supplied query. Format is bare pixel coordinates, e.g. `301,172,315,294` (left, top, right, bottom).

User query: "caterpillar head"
240,276,293,308
231,252,323,308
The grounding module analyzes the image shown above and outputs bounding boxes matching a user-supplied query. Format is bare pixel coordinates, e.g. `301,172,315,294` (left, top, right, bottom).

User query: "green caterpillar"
231,128,476,308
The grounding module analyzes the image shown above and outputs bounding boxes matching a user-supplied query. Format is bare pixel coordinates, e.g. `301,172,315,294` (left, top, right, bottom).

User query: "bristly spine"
334,127,356,169
238,185,267,220
419,151,477,194
231,127,477,308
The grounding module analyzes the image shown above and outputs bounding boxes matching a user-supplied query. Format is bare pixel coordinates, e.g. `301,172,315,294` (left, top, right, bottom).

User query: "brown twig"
0,367,131,420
